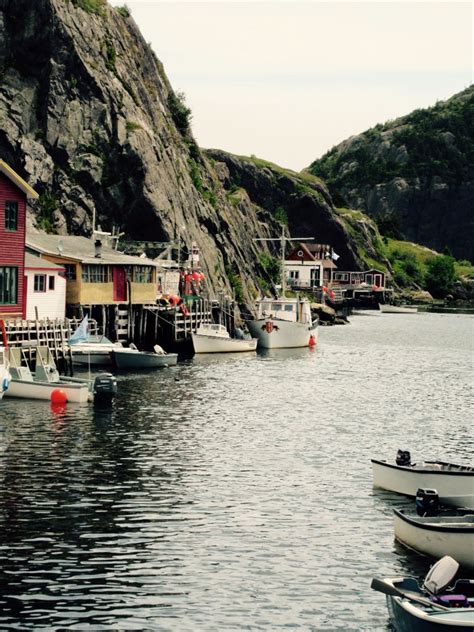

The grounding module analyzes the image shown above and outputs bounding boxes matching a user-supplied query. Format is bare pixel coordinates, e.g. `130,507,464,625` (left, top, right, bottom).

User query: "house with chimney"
26,233,160,314
0,159,39,320
285,243,337,289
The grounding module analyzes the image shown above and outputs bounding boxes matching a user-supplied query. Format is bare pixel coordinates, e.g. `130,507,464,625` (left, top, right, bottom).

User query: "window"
64,264,76,280
5,201,18,231
82,264,111,283
365,274,373,285
34,274,46,292
132,266,153,283
48,275,55,290
0,266,18,304
335,273,349,282
289,270,299,279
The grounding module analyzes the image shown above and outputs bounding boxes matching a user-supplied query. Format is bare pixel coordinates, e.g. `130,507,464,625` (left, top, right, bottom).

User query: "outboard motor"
93,373,118,407
396,449,411,466
416,488,439,516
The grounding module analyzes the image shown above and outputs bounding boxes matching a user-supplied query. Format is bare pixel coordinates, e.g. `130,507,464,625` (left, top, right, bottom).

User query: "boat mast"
254,225,314,298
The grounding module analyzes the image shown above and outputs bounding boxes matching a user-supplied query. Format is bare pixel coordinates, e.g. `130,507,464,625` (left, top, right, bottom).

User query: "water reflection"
0,312,472,629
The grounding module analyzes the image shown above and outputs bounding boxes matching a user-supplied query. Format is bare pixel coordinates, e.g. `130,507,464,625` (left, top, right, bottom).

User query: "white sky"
110,1,473,170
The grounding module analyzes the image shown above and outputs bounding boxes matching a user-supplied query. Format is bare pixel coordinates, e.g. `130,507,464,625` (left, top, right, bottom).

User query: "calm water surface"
0,312,472,631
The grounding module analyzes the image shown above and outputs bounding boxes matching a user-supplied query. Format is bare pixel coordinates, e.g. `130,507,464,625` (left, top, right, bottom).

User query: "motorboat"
69,334,123,366
372,556,474,631
191,323,257,353
0,345,11,399
5,346,117,405
379,304,417,314
111,344,178,369
371,451,474,508
246,297,319,349
393,509,474,570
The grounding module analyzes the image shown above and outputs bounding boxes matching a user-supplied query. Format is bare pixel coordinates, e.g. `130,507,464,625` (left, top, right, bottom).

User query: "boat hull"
192,334,257,353
387,592,474,631
393,510,474,570
111,350,178,369
246,318,318,349
371,459,474,508
5,378,91,403
71,351,114,366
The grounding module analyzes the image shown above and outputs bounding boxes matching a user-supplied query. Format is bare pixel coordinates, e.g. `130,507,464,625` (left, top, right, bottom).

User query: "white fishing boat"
371,452,474,508
372,556,474,631
379,304,417,314
70,335,123,366
111,344,178,369
0,345,12,399
246,297,318,349
191,324,257,353
5,346,91,404
393,509,474,570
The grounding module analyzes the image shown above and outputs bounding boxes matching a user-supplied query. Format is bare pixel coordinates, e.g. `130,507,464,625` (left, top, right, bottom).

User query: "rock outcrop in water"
0,0,388,302
308,87,474,261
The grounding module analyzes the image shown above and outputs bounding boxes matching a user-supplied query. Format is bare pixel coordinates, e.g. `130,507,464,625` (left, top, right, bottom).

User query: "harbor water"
0,311,472,630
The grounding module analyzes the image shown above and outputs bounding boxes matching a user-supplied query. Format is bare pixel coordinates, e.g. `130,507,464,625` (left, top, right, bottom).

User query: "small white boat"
0,345,12,400
371,452,474,508
393,509,474,570
191,324,257,354
372,556,474,631
70,335,123,366
379,304,417,314
5,346,91,404
111,344,178,369
246,297,319,349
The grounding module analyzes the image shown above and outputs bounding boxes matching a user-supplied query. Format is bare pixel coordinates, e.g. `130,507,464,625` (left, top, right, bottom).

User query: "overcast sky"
110,1,473,171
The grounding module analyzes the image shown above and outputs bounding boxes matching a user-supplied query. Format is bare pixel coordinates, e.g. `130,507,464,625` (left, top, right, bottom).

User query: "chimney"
94,239,102,258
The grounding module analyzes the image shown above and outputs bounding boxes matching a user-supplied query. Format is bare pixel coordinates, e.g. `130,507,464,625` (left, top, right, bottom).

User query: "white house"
25,253,66,320
285,243,337,289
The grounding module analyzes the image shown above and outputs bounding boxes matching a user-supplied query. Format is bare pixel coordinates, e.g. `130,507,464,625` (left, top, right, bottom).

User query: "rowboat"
372,556,474,631
371,453,474,508
379,304,417,314
393,509,474,570
191,324,257,353
111,345,178,369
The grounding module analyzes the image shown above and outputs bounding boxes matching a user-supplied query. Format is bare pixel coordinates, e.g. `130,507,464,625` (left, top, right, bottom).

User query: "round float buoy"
51,388,68,404
309,335,316,347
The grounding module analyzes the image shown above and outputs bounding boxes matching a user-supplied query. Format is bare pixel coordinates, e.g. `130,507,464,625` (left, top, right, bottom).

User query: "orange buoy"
309,335,316,347
51,388,68,404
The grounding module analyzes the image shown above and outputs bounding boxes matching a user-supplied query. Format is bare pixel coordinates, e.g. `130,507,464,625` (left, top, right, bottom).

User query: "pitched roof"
25,252,64,270
0,160,39,199
26,233,158,266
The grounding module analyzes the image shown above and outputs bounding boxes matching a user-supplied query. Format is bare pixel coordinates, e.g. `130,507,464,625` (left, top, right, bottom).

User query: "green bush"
115,4,131,17
225,266,244,303
258,253,281,285
274,206,288,226
168,91,192,136
72,0,106,15
425,255,457,298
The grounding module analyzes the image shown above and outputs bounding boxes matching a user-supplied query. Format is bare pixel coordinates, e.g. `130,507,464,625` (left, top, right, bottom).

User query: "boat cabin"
255,298,312,324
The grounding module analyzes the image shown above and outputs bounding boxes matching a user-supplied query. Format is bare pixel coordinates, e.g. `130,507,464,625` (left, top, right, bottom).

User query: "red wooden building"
0,160,38,319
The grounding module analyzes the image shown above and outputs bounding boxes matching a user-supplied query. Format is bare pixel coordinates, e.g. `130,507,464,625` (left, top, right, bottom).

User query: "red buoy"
309,335,316,347
51,388,68,404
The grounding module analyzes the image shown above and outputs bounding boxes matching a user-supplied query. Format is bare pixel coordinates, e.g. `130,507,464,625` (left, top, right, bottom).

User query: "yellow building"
26,233,159,309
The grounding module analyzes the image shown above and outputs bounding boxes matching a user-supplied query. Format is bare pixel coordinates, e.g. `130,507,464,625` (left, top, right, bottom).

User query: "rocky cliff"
0,0,388,302
308,87,474,262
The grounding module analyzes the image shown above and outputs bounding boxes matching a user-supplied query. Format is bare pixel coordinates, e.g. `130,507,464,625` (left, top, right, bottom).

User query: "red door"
113,267,127,302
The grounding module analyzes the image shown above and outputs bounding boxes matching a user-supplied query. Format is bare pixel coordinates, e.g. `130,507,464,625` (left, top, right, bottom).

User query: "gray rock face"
0,0,386,302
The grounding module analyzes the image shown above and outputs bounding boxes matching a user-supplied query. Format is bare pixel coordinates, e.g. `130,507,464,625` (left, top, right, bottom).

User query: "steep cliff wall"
308,88,474,261
0,0,388,303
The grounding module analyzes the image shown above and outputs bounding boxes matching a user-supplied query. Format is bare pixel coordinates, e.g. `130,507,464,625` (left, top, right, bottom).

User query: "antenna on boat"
254,225,314,297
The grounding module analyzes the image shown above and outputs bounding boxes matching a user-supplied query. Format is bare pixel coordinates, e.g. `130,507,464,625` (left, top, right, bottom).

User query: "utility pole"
254,225,313,297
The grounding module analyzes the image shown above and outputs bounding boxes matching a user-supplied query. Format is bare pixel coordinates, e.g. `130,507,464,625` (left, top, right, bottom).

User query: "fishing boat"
0,345,11,399
371,451,474,508
191,324,257,353
393,509,474,570
246,297,318,349
379,304,417,314
111,344,178,369
5,346,92,403
372,556,474,631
